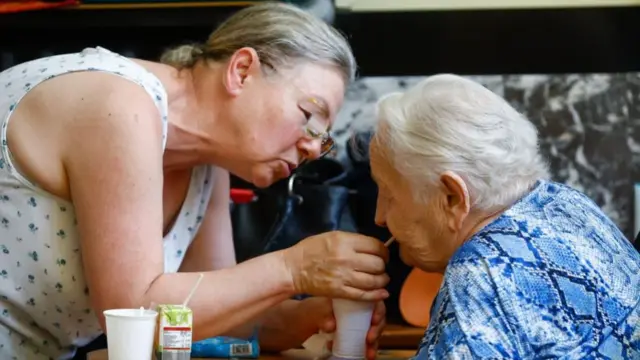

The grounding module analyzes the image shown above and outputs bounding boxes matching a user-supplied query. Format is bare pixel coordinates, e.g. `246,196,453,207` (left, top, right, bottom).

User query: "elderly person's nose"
297,138,323,162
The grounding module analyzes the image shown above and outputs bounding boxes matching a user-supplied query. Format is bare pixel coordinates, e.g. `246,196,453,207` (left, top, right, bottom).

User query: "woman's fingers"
351,253,387,274
345,270,390,290
320,317,336,333
341,286,389,302
347,233,389,261
370,301,386,326
366,301,386,360
287,231,391,300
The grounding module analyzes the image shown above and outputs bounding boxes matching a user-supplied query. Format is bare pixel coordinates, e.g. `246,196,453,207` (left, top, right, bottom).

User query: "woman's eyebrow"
307,95,331,119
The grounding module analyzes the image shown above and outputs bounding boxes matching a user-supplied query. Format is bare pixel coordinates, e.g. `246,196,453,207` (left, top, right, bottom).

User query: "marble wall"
331,74,640,239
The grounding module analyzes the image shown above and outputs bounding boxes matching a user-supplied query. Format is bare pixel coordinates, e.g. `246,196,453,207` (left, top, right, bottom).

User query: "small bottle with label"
154,304,193,360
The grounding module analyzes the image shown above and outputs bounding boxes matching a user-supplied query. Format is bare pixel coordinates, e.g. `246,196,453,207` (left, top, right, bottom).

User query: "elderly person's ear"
439,171,471,231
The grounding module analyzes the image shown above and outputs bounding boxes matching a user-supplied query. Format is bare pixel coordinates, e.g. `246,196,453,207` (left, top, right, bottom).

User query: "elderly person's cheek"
398,246,417,267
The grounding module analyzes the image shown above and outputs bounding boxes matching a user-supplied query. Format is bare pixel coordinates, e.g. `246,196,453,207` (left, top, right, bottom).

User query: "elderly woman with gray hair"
368,74,640,359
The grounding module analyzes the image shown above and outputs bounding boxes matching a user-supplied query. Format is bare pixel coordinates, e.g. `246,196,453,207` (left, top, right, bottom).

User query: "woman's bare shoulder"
7,71,164,200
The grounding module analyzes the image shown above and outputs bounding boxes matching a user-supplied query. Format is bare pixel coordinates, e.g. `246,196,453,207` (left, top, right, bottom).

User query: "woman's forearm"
142,250,295,340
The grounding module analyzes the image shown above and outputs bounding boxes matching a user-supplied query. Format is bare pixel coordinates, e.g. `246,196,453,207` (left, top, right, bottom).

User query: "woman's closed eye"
300,109,324,138
300,108,312,123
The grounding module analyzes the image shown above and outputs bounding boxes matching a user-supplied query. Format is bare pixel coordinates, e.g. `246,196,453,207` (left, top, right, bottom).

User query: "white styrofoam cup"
104,308,158,360
331,299,375,359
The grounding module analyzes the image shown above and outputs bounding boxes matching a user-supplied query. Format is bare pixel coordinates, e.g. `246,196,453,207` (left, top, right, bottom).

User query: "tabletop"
88,348,416,360
87,324,422,359
87,324,423,360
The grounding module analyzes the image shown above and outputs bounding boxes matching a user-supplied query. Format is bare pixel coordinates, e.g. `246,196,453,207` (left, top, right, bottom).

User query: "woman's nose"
297,138,323,162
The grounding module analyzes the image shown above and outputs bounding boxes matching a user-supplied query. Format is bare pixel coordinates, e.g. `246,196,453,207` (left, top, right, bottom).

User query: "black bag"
231,157,357,263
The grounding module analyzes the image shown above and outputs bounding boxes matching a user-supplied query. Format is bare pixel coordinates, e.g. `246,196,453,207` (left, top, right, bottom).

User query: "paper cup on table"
104,309,158,360
331,299,375,359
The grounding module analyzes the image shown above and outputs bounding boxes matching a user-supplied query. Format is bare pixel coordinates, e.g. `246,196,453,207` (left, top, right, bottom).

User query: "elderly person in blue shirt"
368,74,640,359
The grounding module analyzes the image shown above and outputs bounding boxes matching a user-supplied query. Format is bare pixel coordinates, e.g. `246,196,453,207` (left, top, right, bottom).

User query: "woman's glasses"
298,98,335,166
261,63,336,168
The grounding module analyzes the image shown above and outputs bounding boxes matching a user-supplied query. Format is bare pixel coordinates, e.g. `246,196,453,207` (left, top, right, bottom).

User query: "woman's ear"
223,47,261,96
439,171,470,232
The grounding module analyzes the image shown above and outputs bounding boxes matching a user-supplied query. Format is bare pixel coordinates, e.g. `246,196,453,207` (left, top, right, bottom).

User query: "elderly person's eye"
379,190,391,203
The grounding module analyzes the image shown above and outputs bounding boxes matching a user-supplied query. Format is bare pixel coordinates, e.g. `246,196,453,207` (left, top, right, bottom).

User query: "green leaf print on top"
159,305,190,326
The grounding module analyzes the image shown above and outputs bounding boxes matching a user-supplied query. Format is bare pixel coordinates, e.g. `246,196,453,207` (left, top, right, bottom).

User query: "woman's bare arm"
178,168,313,346
61,74,295,339
180,167,237,272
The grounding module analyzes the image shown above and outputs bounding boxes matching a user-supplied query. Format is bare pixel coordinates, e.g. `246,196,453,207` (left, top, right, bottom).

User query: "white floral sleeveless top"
0,47,215,359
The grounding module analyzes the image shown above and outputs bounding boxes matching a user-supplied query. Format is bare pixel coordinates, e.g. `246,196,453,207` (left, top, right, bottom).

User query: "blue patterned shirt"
414,180,640,360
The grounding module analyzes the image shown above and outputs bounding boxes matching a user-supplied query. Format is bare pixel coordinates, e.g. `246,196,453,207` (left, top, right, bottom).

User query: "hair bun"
160,44,202,68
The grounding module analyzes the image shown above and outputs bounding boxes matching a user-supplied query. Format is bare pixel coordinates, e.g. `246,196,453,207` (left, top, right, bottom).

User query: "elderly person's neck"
419,203,513,274
459,206,509,244
450,175,526,253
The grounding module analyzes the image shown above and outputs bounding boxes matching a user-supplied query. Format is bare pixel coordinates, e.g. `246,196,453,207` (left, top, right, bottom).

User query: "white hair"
373,74,550,211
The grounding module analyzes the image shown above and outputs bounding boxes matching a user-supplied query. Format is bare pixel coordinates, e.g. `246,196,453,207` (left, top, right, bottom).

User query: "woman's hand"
261,297,386,360
283,231,390,301
367,301,387,359
322,300,387,360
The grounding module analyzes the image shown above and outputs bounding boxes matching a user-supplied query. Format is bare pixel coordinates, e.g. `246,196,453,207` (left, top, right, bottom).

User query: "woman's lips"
280,160,292,177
